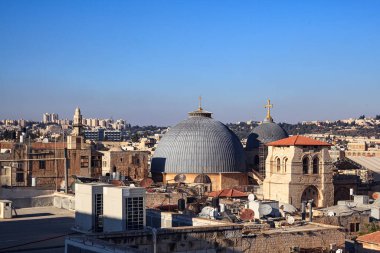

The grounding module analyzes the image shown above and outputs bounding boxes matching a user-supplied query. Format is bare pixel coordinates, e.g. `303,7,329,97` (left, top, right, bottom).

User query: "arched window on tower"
283,158,288,173
303,157,309,174
313,157,319,174
276,158,281,172
254,155,260,171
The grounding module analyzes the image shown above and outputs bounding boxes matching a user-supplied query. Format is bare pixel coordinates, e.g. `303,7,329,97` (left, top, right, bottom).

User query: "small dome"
194,174,212,184
246,122,288,150
151,107,247,174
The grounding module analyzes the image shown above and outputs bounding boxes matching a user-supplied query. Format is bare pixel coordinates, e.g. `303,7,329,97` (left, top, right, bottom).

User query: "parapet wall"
66,222,346,253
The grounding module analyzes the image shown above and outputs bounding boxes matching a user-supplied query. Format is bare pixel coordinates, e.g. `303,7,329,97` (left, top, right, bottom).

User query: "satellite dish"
199,206,214,218
140,178,154,188
372,192,380,200
287,215,295,225
174,174,187,183
259,204,272,216
328,211,335,217
248,194,256,202
240,209,254,221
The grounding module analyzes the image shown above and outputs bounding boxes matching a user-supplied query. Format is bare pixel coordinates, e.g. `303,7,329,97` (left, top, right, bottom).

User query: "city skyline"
1,1,380,125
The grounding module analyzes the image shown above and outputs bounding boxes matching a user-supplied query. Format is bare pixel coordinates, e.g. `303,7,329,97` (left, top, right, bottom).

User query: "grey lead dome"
246,121,288,150
151,110,247,174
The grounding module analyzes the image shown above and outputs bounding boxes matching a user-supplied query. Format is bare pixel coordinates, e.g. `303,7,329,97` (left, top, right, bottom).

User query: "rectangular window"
350,223,361,232
132,156,140,165
39,160,46,169
80,156,89,168
16,172,24,182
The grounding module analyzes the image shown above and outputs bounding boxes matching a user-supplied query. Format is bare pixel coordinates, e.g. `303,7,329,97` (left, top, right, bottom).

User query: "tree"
359,115,365,119
131,133,139,142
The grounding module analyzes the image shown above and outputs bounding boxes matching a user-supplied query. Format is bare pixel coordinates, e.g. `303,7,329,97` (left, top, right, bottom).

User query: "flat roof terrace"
0,206,75,253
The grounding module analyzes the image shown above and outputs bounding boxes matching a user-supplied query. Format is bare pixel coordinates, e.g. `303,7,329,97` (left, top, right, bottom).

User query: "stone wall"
314,213,371,238
146,192,182,208
66,222,346,253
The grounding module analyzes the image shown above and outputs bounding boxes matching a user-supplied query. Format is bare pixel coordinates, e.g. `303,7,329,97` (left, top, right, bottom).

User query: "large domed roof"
246,121,288,150
246,99,288,150
151,107,247,174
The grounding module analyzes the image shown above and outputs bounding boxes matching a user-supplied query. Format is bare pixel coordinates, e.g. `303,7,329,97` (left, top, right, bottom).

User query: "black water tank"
187,196,196,204
178,198,186,211
212,197,219,208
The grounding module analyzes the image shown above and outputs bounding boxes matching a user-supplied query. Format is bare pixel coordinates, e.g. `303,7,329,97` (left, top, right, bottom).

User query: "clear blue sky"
1,1,379,125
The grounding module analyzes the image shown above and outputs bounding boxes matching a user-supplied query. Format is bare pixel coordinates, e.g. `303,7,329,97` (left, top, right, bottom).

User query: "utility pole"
64,148,68,194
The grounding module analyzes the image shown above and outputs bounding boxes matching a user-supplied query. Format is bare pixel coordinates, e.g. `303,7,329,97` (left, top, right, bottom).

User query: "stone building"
246,100,288,181
151,101,248,191
100,147,149,180
0,141,102,189
263,135,334,208
0,108,103,189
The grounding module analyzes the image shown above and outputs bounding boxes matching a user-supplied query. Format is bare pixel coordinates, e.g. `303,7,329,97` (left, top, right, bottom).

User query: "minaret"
72,107,83,136
67,107,84,149
264,99,274,123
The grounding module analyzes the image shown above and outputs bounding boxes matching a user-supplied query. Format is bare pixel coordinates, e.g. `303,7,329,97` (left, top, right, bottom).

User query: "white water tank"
0,200,13,219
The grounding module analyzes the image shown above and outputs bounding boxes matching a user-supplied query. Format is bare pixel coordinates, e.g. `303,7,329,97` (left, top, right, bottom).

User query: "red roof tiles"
356,231,380,245
266,135,331,147
208,189,248,198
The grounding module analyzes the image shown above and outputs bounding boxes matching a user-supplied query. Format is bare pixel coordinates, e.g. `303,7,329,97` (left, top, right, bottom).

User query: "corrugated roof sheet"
347,156,380,182
266,135,331,147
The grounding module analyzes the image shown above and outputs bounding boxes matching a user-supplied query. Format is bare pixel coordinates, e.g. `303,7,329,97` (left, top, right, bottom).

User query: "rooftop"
266,135,331,147
356,231,380,245
0,206,75,253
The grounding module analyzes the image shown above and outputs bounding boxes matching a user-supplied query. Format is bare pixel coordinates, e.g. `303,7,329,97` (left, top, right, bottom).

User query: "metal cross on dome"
198,96,203,110
265,99,273,122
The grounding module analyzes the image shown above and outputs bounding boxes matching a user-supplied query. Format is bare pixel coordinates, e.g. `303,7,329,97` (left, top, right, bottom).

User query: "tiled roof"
208,189,248,198
356,231,380,245
266,135,331,147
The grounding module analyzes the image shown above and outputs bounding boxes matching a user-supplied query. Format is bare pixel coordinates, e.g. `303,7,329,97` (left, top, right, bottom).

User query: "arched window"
302,157,309,174
276,158,281,172
313,157,319,174
254,155,260,165
283,158,288,173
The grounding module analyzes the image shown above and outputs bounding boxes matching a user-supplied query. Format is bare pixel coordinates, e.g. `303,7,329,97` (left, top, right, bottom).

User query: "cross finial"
264,99,273,122
198,96,203,110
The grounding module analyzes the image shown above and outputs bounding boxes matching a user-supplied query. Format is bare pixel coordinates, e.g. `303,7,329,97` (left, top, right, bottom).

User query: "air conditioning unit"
74,183,111,233
103,186,146,232
11,162,21,169
0,200,13,219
